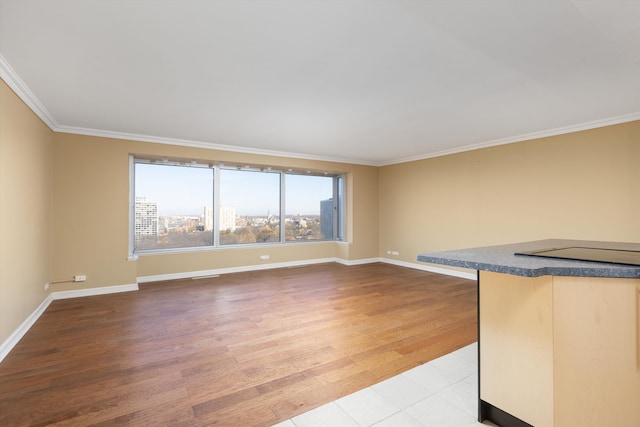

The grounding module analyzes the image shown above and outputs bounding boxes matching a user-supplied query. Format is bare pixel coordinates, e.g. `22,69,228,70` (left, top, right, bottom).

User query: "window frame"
130,156,345,255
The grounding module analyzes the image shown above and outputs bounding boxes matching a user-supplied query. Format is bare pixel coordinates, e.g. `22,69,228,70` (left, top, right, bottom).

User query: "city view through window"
134,162,341,252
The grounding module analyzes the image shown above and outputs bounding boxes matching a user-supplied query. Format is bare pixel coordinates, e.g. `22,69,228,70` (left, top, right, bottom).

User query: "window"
285,174,335,241
132,158,345,253
219,169,280,245
134,163,213,251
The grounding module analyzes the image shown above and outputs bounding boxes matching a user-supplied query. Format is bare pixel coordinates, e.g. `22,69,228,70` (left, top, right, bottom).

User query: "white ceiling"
1,0,640,166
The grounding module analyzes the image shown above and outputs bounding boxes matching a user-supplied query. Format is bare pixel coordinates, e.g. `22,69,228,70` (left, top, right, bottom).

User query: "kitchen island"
418,239,640,427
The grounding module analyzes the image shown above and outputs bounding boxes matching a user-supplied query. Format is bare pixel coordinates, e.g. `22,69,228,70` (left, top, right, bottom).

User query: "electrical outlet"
260,255,270,260
386,250,392,255
74,275,87,282
391,251,399,256
44,282,49,291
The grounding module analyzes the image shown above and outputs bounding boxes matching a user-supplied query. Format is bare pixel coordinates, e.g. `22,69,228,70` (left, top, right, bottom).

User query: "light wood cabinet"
480,271,640,427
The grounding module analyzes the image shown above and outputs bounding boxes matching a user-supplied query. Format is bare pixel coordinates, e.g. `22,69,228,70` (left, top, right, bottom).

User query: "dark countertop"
417,239,640,278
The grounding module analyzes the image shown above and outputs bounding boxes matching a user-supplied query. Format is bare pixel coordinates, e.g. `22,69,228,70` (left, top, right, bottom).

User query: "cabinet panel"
553,277,640,427
479,271,554,426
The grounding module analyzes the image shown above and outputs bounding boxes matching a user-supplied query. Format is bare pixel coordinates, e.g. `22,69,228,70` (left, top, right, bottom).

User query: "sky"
135,163,334,216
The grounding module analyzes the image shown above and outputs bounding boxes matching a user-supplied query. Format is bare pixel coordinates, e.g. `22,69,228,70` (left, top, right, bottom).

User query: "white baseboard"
0,283,138,363
137,258,339,283
138,257,476,283
335,257,383,266
49,283,138,301
0,294,53,363
379,257,477,281
336,255,476,280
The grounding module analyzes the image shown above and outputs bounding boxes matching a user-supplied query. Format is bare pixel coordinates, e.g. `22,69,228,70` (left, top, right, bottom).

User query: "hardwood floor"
0,263,477,426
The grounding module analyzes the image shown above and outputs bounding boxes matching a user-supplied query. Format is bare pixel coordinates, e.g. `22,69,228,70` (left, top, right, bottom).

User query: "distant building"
159,216,169,233
204,206,213,231
220,205,237,231
320,198,334,239
135,197,158,237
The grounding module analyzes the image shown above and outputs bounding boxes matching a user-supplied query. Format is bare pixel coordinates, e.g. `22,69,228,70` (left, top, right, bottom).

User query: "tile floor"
272,342,498,427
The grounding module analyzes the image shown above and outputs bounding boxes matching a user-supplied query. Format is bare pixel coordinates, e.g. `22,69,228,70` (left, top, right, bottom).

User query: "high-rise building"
204,206,213,231
219,205,237,231
135,197,158,237
320,198,334,239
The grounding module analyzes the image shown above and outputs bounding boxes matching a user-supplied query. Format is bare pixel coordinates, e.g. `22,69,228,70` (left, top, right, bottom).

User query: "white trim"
138,256,476,283
3,48,639,167
49,283,139,301
0,283,138,363
137,258,338,283
0,53,58,129
335,257,383,266
2,52,639,167
381,111,640,166
0,294,54,363
380,257,477,281
0,52,373,165
56,111,640,167
55,125,378,166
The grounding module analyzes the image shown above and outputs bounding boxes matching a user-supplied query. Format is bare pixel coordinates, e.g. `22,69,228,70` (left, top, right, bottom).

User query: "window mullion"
213,167,220,247
280,171,285,243
128,155,136,257
333,177,338,240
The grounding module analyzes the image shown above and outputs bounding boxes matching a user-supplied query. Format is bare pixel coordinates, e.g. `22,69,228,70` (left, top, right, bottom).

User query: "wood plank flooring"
0,262,477,426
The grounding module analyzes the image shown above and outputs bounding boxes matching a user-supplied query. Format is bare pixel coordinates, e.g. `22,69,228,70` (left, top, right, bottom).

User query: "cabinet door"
553,277,640,427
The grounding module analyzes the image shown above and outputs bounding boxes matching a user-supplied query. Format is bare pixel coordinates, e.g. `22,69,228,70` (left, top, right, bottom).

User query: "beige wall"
379,121,640,269
51,133,379,291
0,80,53,344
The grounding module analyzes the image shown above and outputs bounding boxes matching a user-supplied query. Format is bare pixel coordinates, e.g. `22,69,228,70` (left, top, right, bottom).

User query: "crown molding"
55,124,379,166
3,52,639,167
0,52,376,166
380,111,640,166
0,53,58,129
59,111,640,168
